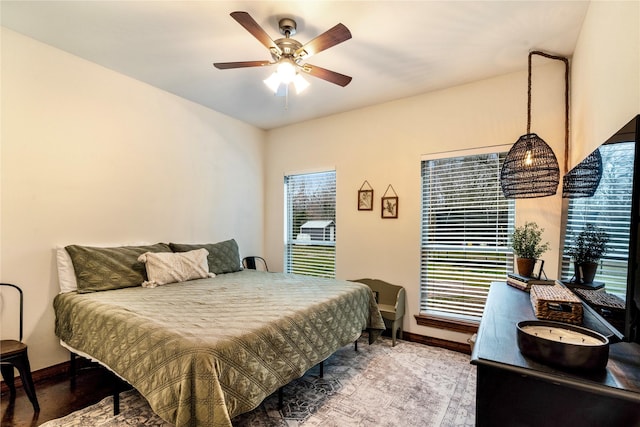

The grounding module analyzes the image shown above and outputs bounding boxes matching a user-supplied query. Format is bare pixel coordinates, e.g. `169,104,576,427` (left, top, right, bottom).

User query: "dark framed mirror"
560,114,639,343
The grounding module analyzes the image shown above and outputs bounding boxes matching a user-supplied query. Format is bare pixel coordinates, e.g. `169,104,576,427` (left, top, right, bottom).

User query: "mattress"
53,270,384,427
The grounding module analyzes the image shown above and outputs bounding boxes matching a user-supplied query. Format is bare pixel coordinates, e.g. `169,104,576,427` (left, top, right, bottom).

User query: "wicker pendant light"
501,133,560,198
500,51,568,199
562,148,603,198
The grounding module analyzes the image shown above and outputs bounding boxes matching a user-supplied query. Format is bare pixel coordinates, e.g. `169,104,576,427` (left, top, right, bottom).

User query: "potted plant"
512,222,550,277
566,223,609,284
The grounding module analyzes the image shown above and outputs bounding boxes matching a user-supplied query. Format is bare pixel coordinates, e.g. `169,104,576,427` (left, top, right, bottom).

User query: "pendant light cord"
527,50,570,173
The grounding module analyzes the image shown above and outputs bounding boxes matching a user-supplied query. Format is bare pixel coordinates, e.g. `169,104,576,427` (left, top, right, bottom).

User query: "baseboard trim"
1,360,70,394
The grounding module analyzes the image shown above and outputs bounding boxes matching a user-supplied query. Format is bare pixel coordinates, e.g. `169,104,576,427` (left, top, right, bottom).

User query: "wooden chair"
351,278,406,346
0,283,40,411
242,256,269,271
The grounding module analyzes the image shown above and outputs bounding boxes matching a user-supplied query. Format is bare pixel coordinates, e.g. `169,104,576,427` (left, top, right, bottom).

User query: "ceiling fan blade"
295,23,351,59
302,64,352,87
213,60,271,70
230,11,281,55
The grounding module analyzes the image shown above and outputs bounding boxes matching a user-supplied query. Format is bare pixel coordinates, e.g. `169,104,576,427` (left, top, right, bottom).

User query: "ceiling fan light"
276,59,297,84
263,72,281,93
293,74,310,94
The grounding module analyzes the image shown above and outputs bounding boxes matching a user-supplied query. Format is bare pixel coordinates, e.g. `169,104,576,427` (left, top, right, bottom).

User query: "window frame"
419,147,515,324
284,170,337,278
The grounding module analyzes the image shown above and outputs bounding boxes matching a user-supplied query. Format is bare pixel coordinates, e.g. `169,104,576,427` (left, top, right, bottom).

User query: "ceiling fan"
213,11,352,94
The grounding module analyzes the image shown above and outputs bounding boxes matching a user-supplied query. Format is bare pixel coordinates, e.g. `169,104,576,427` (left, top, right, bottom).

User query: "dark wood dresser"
471,282,640,427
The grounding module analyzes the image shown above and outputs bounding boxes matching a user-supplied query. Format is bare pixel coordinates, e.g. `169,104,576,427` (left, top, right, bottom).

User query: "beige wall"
571,0,640,165
0,28,265,371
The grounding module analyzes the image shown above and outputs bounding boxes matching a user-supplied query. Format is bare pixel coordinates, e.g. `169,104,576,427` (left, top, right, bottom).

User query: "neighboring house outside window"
420,151,515,322
561,142,635,297
284,170,336,278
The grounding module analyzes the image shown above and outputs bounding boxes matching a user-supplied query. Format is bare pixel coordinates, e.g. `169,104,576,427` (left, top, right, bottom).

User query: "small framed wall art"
381,185,398,218
358,180,374,211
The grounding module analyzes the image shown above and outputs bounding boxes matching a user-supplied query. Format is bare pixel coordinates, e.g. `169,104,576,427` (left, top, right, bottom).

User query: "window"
561,142,635,297
420,152,515,321
284,170,336,278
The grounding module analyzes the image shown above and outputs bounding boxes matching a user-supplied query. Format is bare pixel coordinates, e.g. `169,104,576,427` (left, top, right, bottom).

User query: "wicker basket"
574,288,625,312
530,284,583,325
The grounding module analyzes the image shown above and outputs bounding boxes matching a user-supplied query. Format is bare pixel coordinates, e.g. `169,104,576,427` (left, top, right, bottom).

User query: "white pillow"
56,246,78,293
138,248,215,288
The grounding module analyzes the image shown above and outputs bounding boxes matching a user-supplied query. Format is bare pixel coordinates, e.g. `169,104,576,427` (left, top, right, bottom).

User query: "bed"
53,241,384,427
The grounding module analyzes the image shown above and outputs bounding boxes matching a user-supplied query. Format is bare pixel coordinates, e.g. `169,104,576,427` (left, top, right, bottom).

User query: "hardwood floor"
1,365,113,427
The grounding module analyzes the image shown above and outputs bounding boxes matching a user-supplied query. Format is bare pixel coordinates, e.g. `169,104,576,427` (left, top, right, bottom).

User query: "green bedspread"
53,271,384,427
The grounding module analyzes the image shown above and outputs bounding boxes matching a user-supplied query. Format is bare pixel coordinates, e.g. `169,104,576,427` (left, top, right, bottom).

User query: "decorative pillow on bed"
169,239,241,274
137,248,214,288
65,243,172,293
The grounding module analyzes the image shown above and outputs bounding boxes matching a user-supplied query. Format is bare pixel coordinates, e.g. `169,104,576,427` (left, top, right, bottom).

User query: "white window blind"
420,152,515,321
284,170,336,278
561,142,635,297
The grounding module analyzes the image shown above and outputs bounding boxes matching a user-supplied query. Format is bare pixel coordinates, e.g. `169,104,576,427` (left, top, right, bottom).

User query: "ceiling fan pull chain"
285,85,289,110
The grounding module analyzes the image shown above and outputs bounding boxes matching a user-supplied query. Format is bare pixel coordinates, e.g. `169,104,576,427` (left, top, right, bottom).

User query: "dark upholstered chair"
0,283,39,411
242,256,269,271
351,278,406,346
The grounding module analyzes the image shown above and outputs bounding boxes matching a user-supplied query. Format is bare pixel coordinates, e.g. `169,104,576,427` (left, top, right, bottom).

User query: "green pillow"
66,243,172,293
170,239,241,274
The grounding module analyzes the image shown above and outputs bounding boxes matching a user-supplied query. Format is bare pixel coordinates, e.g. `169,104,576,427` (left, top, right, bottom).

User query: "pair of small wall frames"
357,181,398,218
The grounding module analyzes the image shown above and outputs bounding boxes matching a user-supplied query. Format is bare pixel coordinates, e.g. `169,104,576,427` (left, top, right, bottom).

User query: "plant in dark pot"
512,222,550,277
566,223,609,284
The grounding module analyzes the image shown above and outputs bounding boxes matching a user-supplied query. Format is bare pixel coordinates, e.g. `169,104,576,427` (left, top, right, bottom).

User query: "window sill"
414,314,479,334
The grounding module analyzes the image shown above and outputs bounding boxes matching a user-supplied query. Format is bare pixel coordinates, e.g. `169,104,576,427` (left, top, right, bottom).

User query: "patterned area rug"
41,337,476,426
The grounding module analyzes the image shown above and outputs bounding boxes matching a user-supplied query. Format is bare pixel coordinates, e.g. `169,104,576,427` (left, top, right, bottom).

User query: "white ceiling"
1,1,590,130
